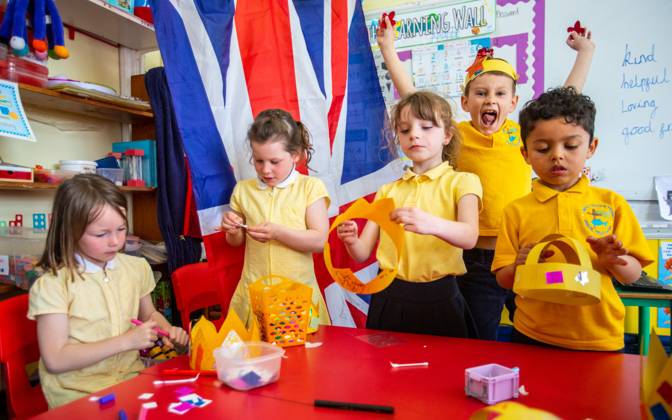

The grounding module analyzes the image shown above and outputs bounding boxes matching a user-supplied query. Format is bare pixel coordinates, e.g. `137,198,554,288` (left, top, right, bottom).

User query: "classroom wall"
0,32,123,227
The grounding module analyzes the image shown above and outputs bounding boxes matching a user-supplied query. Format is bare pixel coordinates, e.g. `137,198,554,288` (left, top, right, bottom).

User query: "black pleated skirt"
366,275,479,338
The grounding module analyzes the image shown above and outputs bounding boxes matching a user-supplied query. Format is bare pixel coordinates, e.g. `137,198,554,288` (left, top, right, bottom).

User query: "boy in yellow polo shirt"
491,87,653,350
376,15,596,340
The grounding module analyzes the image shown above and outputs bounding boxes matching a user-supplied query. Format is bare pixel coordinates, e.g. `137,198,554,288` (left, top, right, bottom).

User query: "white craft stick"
389,361,429,368
153,373,200,386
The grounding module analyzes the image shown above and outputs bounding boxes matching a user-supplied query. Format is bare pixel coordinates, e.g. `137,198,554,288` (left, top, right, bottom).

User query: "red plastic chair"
172,262,239,330
0,294,48,418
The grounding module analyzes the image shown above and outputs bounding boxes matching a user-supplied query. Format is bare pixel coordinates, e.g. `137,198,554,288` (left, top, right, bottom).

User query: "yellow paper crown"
324,198,405,294
189,309,260,370
464,48,518,89
642,331,672,419
513,234,601,305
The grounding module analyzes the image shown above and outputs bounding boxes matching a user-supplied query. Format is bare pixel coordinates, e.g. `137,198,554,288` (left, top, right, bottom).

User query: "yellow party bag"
248,274,312,347
514,234,601,305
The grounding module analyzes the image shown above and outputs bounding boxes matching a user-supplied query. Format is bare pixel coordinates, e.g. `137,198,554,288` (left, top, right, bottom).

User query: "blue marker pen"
98,393,115,405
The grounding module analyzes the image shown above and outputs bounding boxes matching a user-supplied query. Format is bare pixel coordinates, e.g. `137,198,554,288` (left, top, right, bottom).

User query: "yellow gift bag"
514,234,601,305
248,274,312,347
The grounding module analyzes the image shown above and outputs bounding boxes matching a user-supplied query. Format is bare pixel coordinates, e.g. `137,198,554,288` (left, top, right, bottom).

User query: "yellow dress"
229,171,331,327
28,253,155,407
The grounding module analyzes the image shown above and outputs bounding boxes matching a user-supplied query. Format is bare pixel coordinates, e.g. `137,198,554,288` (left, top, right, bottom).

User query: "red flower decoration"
465,47,494,78
380,11,396,29
476,47,494,58
567,20,586,36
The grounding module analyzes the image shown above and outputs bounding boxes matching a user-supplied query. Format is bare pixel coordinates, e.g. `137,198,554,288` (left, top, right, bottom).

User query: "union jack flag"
152,0,403,327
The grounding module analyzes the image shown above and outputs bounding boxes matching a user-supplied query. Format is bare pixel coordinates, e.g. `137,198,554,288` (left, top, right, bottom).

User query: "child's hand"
515,243,554,266
125,320,159,351
221,211,246,234
587,235,628,269
162,326,189,349
389,207,433,235
566,28,594,53
246,222,281,243
376,15,396,53
336,220,359,245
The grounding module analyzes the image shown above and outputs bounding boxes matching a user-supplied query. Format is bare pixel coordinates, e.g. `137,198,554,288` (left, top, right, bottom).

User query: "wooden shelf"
58,0,157,50
19,83,153,123
0,181,155,193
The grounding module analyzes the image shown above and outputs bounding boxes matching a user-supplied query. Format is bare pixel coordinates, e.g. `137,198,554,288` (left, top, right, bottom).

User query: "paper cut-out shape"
379,11,396,29
657,381,672,405
545,271,563,284
324,198,405,294
642,332,672,419
575,271,589,286
514,234,601,305
567,20,586,36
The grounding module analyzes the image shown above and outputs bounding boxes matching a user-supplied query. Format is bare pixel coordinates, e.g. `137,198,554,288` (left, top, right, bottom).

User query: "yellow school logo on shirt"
582,204,614,236
504,126,520,146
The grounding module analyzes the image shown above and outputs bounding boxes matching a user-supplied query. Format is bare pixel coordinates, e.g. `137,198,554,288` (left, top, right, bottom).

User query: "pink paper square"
545,271,564,284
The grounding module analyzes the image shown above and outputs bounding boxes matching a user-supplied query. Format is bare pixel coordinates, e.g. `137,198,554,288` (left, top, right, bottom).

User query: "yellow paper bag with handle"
514,234,601,305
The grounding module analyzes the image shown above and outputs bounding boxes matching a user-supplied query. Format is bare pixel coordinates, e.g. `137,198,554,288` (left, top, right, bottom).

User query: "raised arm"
376,15,415,97
563,28,595,92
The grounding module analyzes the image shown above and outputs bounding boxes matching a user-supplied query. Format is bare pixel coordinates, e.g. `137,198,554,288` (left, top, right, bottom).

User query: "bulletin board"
365,0,672,201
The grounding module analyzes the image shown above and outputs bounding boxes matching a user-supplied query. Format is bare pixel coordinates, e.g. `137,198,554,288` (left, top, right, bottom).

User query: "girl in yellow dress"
222,109,331,327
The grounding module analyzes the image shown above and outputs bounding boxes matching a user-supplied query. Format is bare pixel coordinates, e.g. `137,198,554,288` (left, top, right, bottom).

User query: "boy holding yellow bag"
491,87,653,351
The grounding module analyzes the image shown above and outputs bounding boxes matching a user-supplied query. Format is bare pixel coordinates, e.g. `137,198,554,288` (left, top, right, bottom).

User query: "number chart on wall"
367,0,672,200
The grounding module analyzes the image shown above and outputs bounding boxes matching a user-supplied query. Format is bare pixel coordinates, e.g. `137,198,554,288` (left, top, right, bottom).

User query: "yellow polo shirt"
491,176,653,350
229,172,331,327
376,161,482,282
457,119,532,236
28,253,155,408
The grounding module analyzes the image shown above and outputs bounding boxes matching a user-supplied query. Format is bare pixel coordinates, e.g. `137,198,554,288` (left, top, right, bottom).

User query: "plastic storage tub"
0,44,48,88
214,341,285,391
465,363,519,405
96,168,124,186
0,227,46,290
34,168,78,184
59,160,97,174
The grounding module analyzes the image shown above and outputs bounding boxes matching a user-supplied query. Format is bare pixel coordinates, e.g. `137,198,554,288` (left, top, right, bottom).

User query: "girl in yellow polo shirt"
222,109,331,328
29,174,188,408
375,15,596,340
337,91,482,337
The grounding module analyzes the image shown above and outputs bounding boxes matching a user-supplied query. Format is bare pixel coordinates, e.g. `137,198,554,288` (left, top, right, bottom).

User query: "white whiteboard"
367,0,672,201
544,0,672,200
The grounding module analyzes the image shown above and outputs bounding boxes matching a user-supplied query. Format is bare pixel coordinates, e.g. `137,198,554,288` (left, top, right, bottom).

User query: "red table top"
31,326,641,419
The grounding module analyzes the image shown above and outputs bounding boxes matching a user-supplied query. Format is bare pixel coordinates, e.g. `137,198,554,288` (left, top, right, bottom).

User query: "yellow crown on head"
464,47,518,90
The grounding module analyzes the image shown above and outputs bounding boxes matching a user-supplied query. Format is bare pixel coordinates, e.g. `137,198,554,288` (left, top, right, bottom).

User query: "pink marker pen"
131,319,170,338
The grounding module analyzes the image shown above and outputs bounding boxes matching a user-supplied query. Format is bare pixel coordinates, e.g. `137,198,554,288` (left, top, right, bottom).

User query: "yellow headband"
464,52,518,89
